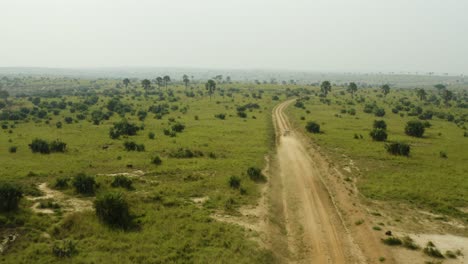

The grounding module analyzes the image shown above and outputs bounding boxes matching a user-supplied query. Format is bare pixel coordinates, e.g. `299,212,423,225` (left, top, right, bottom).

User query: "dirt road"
272,100,367,263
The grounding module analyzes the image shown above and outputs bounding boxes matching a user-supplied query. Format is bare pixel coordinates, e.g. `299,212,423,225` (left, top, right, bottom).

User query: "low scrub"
305,121,320,133
111,176,134,190
370,128,387,141
52,239,77,258
405,120,425,137
247,167,266,182
94,192,132,229
385,142,410,156
72,173,96,195
0,182,23,212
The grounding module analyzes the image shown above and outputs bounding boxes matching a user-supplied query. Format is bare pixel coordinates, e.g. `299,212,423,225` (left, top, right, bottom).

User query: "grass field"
0,79,282,263
287,86,468,219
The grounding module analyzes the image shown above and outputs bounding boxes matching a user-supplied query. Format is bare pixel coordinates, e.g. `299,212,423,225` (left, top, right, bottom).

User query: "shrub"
423,242,444,258
0,182,23,212
171,123,185,133
402,236,420,250
373,120,387,130
148,132,155,139
109,120,140,139
94,192,132,229
228,176,241,189
52,239,77,258
215,113,226,120
49,140,67,153
64,117,73,124
439,151,447,159
9,146,17,153
374,107,386,117
381,237,402,246
405,120,425,137
385,142,410,156
237,111,247,118
152,156,162,165
111,176,133,190
29,138,50,154
54,177,69,189
305,121,320,133
123,141,145,152
247,167,265,182
348,108,356,115
72,173,96,195
370,128,388,141
169,148,203,158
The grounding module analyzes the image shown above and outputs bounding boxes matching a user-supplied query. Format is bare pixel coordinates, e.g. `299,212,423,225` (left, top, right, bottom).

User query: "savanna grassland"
0,76,284,263
287,84,468,220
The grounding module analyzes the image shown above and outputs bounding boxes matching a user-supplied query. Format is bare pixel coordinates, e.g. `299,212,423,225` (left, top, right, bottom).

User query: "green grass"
288,87,468,218
0,81,282,263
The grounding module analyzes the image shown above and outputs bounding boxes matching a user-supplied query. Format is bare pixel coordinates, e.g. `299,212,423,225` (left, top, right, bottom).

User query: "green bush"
305,121,320,133
123,141,145,152
29,138,50,154
72,173,96,195
148,132,155,139
49,140,67,152
373,120,387,130
247,167,265,182
94,192,132,229
111,176,133,190
214,113,226,120
54,177,69,189
0,182,23,212
402,236,420,250
9,146,17,153
385,142,410,156
405,120,425,137
109,120,140,139
374,107,386,117
152,155,162,165
370,128,388,141
423,242,444,258
228,176,241,189
171,123,185,132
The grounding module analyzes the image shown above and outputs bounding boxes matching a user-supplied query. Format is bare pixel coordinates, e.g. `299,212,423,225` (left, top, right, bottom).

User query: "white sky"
1,0,467,74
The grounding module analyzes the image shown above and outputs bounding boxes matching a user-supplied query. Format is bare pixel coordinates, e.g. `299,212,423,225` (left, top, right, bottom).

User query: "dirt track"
272,100,381,263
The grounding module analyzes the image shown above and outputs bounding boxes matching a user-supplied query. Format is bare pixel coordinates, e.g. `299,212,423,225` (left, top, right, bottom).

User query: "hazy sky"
1,0,467,74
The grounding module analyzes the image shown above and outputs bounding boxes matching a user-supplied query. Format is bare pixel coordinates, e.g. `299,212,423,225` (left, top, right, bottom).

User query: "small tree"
369,128,388,141
72,173,96,195
305,121,320,133
111,176,133,190
50,140,67,152
320,81,331,97
205,79,216,100
141,79,151,91
405,120,425,137
347,82,358,98
0,182,22,211
374,107,386,117
94,192,132,229
381,84,390,96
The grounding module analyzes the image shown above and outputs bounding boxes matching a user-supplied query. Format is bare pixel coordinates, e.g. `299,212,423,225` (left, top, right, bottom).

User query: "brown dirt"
27,183,93,214
271,100,395,263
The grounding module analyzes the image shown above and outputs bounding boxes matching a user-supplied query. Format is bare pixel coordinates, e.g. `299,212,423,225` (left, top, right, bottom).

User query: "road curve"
272,100,360,263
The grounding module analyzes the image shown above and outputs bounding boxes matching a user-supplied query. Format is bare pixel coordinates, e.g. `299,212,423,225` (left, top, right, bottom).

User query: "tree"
141,79,151,91
441,89,453,105
0,89,9,101
29,138,50,154
405,120,425,137
381,84,390,96
205,79,216,100
320,81,331,97
156,77,163,89
182,74,190,89
122,78,130,88
373,120,387,130
434,84,446,94
163,75,171,90
226,76,231,83
416,88,427,101
385,142,410,156
347,82,358,98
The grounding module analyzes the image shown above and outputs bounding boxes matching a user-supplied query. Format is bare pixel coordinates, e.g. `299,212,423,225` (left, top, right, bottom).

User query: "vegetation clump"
111,176,134,190
423,242,444,258
247,167,265,182
72,173,96,195
370,128,388,141
123,141,145,152
109,120,140,139
305,121,320,133
94,192,132,229
52,239,77,258
0,182,23,212
385,142,410,156
405,120,425,137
